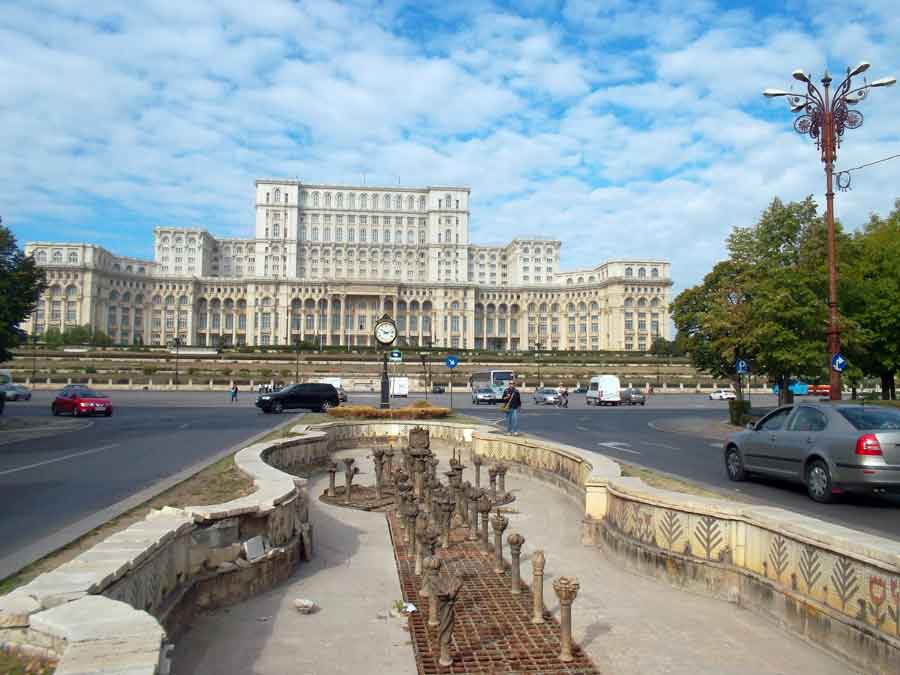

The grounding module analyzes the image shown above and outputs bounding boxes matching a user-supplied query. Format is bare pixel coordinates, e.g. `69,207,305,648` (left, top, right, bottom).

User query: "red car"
51,388,113,417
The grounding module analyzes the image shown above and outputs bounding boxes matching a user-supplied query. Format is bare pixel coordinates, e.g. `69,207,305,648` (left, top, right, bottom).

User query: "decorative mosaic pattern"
603,491,900,641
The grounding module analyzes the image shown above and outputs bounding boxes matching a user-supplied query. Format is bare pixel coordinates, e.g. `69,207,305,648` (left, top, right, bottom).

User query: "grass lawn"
0,647,56,674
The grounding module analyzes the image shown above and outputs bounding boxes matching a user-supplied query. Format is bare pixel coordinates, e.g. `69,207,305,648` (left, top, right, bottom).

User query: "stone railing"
0,432,323,674
3,419,899,673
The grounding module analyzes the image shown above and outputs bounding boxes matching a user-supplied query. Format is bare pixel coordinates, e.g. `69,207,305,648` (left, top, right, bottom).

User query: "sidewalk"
496,463,854,675
172,449,416,675
173,447,854,675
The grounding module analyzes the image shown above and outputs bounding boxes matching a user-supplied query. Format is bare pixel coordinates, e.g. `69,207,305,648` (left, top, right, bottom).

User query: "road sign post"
445,355,459,410
831,353,847,373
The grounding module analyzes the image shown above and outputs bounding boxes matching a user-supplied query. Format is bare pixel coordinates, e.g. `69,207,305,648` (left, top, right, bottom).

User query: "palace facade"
24,180,672,351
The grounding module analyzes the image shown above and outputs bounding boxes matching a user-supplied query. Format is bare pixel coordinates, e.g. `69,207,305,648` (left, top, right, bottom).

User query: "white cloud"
1,0,899,299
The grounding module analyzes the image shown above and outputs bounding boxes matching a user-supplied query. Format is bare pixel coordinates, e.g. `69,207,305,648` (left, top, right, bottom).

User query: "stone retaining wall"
4,420,899,673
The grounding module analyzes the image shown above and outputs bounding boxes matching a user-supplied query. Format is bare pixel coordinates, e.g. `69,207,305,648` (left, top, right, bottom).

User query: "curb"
0,413,300,581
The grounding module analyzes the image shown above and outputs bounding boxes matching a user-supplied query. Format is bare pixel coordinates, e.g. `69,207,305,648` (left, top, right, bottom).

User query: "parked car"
621,388,646,406
1,383,32,401
51,388,113,417
724,403,900,502
709,389,737,400
472,387,496,405
256,383,340,414
336,386,348,403
573,385,588,394
0,395,5,416
431,384,446,394
586,375,621,406
533,387,561,405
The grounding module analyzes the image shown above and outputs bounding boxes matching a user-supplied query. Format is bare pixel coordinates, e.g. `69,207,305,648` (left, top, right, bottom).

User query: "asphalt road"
1,388,897,581
449,393,900,541
0,390,288,578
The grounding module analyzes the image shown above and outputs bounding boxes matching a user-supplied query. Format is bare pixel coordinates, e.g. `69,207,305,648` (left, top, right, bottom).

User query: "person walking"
230,384,238,403
560,387,569,409
501,382,522,435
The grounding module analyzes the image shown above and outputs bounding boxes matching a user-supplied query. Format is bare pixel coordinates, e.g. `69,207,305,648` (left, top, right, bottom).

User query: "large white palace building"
24,180,671,351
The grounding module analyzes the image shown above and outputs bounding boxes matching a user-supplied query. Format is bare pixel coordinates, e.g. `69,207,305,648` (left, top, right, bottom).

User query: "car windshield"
477,388,493,394
540,389,556,394
837,406,900,430
72,389,105,398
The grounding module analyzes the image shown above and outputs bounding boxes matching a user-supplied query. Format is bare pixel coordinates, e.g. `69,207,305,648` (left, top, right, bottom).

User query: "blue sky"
2,0,899,293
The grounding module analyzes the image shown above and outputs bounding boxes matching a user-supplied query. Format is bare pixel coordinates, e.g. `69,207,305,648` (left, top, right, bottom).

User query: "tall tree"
672,197,831,405
0,221,47,362
841,200,900,399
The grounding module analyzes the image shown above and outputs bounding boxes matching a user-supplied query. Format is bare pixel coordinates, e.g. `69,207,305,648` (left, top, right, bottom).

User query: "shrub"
142,366,157,376
84,366,97,374
260,368,273,378
222,368,232,376
327,402,451,420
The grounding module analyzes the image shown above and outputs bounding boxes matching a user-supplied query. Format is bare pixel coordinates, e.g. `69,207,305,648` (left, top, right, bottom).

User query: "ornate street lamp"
764,63,895,401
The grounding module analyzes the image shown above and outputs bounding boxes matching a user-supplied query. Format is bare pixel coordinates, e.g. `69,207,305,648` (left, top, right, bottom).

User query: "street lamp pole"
764,63,895,401
294,338,302,383
535,341,542,389
420,352,428,402
32,334,38,382
172,337,183,388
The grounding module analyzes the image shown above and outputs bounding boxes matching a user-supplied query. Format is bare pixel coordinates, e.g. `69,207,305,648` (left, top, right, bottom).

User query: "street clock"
374,314,398,346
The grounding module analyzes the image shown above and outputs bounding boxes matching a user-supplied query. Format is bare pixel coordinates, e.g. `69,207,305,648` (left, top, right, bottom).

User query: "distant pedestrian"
230,384,238,403
501,383,522,435
560,387,569,408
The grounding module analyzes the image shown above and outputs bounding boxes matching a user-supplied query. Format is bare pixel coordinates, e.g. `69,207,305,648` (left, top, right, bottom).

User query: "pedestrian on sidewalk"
230,384,239,403
501,382,522,435
560,386,569,408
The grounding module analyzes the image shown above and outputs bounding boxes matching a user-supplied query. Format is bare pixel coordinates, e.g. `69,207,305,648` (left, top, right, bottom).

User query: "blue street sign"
831,353,848,373
445,355,459,369
389,349,402,362
735,359,749,375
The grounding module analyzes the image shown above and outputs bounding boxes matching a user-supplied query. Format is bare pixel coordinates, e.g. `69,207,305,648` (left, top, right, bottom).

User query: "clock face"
375,321,397,345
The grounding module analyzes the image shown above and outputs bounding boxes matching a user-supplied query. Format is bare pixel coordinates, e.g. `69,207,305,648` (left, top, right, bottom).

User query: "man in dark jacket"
501,383,522,435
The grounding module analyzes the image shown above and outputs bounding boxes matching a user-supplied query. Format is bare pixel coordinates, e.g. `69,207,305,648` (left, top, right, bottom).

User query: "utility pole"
172,336,184,388
294,338,302,383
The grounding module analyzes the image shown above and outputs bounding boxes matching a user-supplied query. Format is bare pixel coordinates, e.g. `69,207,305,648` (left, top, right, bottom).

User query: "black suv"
256,383,340,414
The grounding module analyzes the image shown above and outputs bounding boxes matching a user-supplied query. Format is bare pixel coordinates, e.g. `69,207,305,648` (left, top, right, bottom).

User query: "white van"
390,376,409,397
586,375,622,406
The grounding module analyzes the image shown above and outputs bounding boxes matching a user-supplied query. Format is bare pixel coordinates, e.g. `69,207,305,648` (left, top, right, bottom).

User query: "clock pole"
375,314,395,410
380,350,390,409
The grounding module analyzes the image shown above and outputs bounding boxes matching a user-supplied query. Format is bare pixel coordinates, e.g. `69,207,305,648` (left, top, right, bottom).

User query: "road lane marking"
0,444,120,477
575,425,589,432
178,423,190,430
641,441,680,450
709,442,723,448
597,441,640,455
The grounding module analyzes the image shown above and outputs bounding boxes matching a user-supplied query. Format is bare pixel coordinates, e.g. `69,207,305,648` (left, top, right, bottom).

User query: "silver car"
1,383,32,401
724,403,900,502
533,388,561,405
472,388,496,405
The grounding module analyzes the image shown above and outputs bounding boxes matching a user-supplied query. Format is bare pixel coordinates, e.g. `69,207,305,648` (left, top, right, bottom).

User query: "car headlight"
261,395,271,400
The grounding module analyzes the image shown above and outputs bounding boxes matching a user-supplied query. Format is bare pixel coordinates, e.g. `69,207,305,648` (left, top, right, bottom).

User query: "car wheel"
73,407,81,417
104,409,112,417
273,401,284,414
320,400,332,413
806,459,835,503
51,404,59,416
725,446,747,481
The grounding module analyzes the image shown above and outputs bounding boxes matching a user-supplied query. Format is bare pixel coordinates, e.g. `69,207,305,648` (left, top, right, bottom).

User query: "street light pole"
172,337,183,388
535,340,542,388
420,352,428,402
32,334,38,382
294,338,302,383
764,63,895,401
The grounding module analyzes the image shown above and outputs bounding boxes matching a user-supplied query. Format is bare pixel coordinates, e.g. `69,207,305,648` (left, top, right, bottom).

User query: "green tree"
0,223,48,361
841,200,900,399
672,197,830,405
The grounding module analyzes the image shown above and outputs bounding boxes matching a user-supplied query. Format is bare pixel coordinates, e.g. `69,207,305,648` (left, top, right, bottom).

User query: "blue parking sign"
445,355,459,369
735,359,749,375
